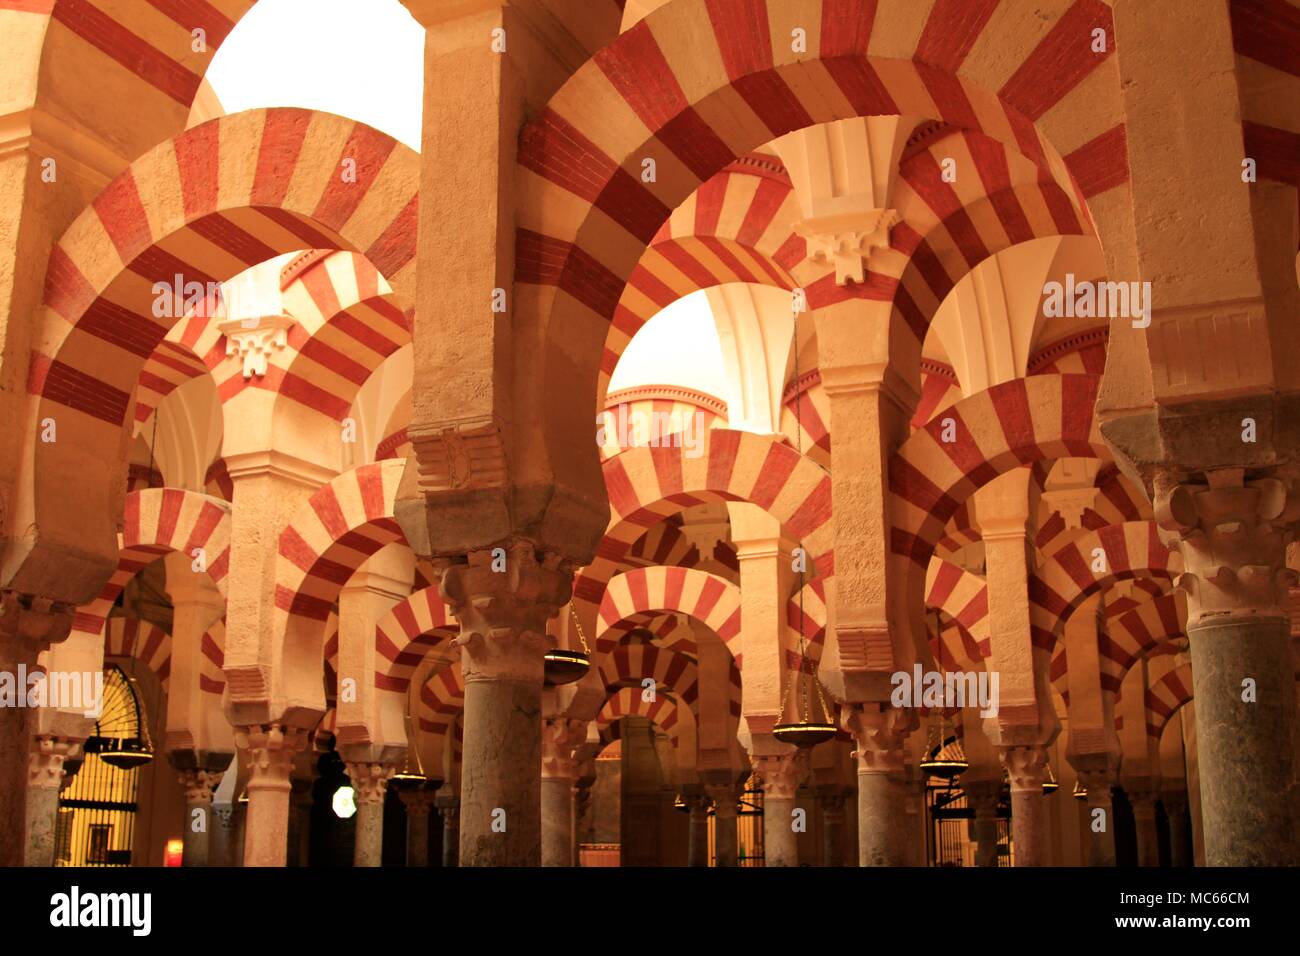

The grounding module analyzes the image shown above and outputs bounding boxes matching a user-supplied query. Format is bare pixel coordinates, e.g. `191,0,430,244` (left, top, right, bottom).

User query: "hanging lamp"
389,713,428,791
1042,762,1059,795
544,605,592,686
918,712,968,779
88,668,155,770
771,298,836,749
1072,779,1088,801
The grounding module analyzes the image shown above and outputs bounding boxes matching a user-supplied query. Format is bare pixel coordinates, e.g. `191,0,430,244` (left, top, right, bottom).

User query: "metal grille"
927,783,1012,867
55,666,142,867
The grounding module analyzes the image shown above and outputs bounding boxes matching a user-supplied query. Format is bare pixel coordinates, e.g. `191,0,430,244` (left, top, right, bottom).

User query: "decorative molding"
605,385,728,416
219,313,296,379
1026,326,1109,374
279,249,333,290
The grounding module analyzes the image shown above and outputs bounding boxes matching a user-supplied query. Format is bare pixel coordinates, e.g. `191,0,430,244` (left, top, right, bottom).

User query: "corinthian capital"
541,717,587,780
842,703,917,774
346,762,396,805
235,723,308,791
1154,470,1300,626
440,543,572,682
999,744,1048,792
752,752,803,801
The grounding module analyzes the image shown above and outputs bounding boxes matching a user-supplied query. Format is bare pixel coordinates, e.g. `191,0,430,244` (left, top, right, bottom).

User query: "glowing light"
332,785,358,819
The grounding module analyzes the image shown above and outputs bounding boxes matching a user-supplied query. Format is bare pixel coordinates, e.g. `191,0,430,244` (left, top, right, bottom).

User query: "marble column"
440,547,570,866
436,795,460,867
399,789,435,867
685,793,711,867
1077,768,1117,867
1155,476,1299,864
1162,791,1191,868
177,768,224,867
843,705,915,866
541,717,585,867
705,783,739,867
753,752,801,867
347,761,394,868
966,779,1001,868
210,805,237,867
235,724,307,867
288,778,313,867
1000,745,1050,867
1130,789,1162,867
25,735,75,867
816,787,848,866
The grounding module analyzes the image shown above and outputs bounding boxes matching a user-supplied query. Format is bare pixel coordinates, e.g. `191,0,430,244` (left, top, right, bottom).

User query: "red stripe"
252,109,312,205
176,120,220,219
998,0,1114,121
93,171,153,263
40,360,130,424
51,0,200,105
313,124,397,229
365,195,419,278
916,0,1000,71
356,464,387,520
820,0,876,58
1231,0,1300,78
1064,124,1129,197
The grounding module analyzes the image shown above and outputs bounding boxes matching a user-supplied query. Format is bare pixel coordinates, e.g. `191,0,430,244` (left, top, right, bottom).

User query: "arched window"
55,666,151,866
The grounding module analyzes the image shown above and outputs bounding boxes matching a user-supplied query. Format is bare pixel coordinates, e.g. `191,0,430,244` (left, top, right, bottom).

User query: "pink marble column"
347,762,394,867
1000,745,1050,867
236,724,307,867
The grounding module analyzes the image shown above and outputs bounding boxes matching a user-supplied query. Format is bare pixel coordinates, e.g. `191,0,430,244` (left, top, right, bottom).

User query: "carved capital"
752,752,803,801
399,789,436,818
234,723,308,792
345,762,396,805
541,717,587,780
999,744,1048,792
178,769,223,805
795,208,900,286
219,314,295,379
1155,470,1300,626
28,735,77,790
1076,767,1116,803
440,543,572,682
703,784,739,818
842,704,917,774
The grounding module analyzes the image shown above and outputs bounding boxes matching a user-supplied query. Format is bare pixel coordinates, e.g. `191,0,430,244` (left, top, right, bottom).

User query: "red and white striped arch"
274,460,407,628
72,487,232,643
596,566,741,660
417,661,464,738
104,617,172,690
373,585,457,696
1145,662,1194,740
596,686,697,761
519,0,1128,446
1030,521,1177,654
1100,592,1186,695
575,428,832,647
1232,1,1300,206
598,644,700,710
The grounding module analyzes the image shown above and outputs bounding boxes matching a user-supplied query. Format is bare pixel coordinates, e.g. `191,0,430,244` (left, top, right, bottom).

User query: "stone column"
436,794,460,868
753,752,801,867
439,546,570,866
210,805,237,867
347,762,394,868
288,778,313,867
1154,476,1299,865
541,717,585,867
817,787,848,866
235,724,307,867
1162,791,1191,868
1077,768,1117,867
843,705,916,866
966,779,1001,868
400,790,435,867
684,792,711,867
25,736,76,867
1129,789,1162,867
1000,745,1049,867
704,783,740,867
177,768,224,867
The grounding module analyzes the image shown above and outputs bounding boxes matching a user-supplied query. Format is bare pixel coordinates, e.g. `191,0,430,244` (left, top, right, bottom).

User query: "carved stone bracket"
795,208,900,286
28,736,77,790
219,313,295,379
0,592,74,649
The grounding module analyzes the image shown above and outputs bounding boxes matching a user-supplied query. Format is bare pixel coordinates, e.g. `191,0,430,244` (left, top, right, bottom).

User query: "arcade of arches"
0,0,1298,869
